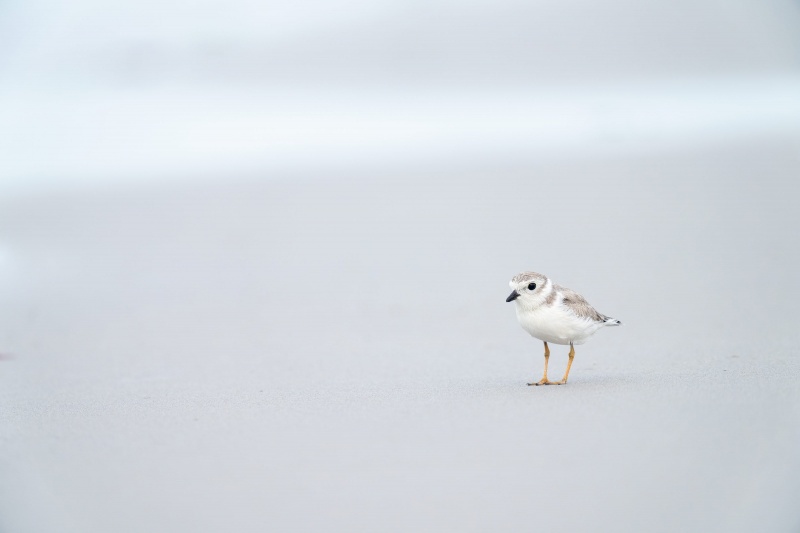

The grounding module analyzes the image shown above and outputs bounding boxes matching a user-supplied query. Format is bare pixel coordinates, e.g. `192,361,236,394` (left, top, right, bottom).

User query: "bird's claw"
528,379,561,386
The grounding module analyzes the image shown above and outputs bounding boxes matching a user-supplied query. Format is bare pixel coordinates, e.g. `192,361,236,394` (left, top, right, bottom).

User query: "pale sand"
1,139,799,532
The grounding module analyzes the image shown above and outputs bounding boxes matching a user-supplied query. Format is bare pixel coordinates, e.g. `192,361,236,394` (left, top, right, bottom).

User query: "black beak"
506,290,519,302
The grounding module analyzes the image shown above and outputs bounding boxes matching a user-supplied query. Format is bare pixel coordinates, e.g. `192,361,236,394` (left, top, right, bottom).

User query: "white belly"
515,304,601,345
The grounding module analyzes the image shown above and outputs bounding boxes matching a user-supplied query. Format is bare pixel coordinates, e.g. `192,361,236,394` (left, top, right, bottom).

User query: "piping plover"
506,272,620,386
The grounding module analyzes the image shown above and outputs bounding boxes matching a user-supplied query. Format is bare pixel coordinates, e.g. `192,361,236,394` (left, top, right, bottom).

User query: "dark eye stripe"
528,283,536,290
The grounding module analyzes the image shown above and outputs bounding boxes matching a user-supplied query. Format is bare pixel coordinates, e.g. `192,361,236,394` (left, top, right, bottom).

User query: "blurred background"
2,0,800,194
2,1,800,532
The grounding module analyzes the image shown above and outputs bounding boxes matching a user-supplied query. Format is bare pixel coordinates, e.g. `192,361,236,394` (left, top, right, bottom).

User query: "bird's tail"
604,317,622,326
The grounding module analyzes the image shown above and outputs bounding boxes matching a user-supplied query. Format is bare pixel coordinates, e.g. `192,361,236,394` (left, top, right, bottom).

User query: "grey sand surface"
1,140,800,532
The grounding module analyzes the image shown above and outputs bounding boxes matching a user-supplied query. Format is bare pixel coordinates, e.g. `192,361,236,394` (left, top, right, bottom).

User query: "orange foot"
527,378,563,386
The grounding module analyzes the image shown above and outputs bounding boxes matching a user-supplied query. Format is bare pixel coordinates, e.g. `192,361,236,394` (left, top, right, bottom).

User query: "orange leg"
528,341,559,386
551,343,575,385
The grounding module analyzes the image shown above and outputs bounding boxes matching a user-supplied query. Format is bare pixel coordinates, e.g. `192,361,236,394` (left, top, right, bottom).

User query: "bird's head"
506,271,550,307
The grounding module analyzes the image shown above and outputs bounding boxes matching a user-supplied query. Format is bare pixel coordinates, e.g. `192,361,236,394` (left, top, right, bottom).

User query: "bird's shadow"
517,373,639,390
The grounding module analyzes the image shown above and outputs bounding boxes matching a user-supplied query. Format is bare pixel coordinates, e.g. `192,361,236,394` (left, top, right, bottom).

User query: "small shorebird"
506,272,620,385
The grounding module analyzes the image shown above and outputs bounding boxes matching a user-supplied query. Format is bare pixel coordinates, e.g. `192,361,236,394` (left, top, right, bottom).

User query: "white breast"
515,301,602,345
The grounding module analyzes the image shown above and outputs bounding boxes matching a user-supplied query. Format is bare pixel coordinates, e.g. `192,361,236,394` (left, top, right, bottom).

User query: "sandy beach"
1,136,799,531
2,0,800,529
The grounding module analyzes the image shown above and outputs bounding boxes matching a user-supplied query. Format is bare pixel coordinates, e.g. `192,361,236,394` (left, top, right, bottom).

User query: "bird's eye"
527,283,536,290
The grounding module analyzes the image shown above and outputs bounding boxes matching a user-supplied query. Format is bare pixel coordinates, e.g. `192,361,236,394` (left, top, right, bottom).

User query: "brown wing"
557,285,609,323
